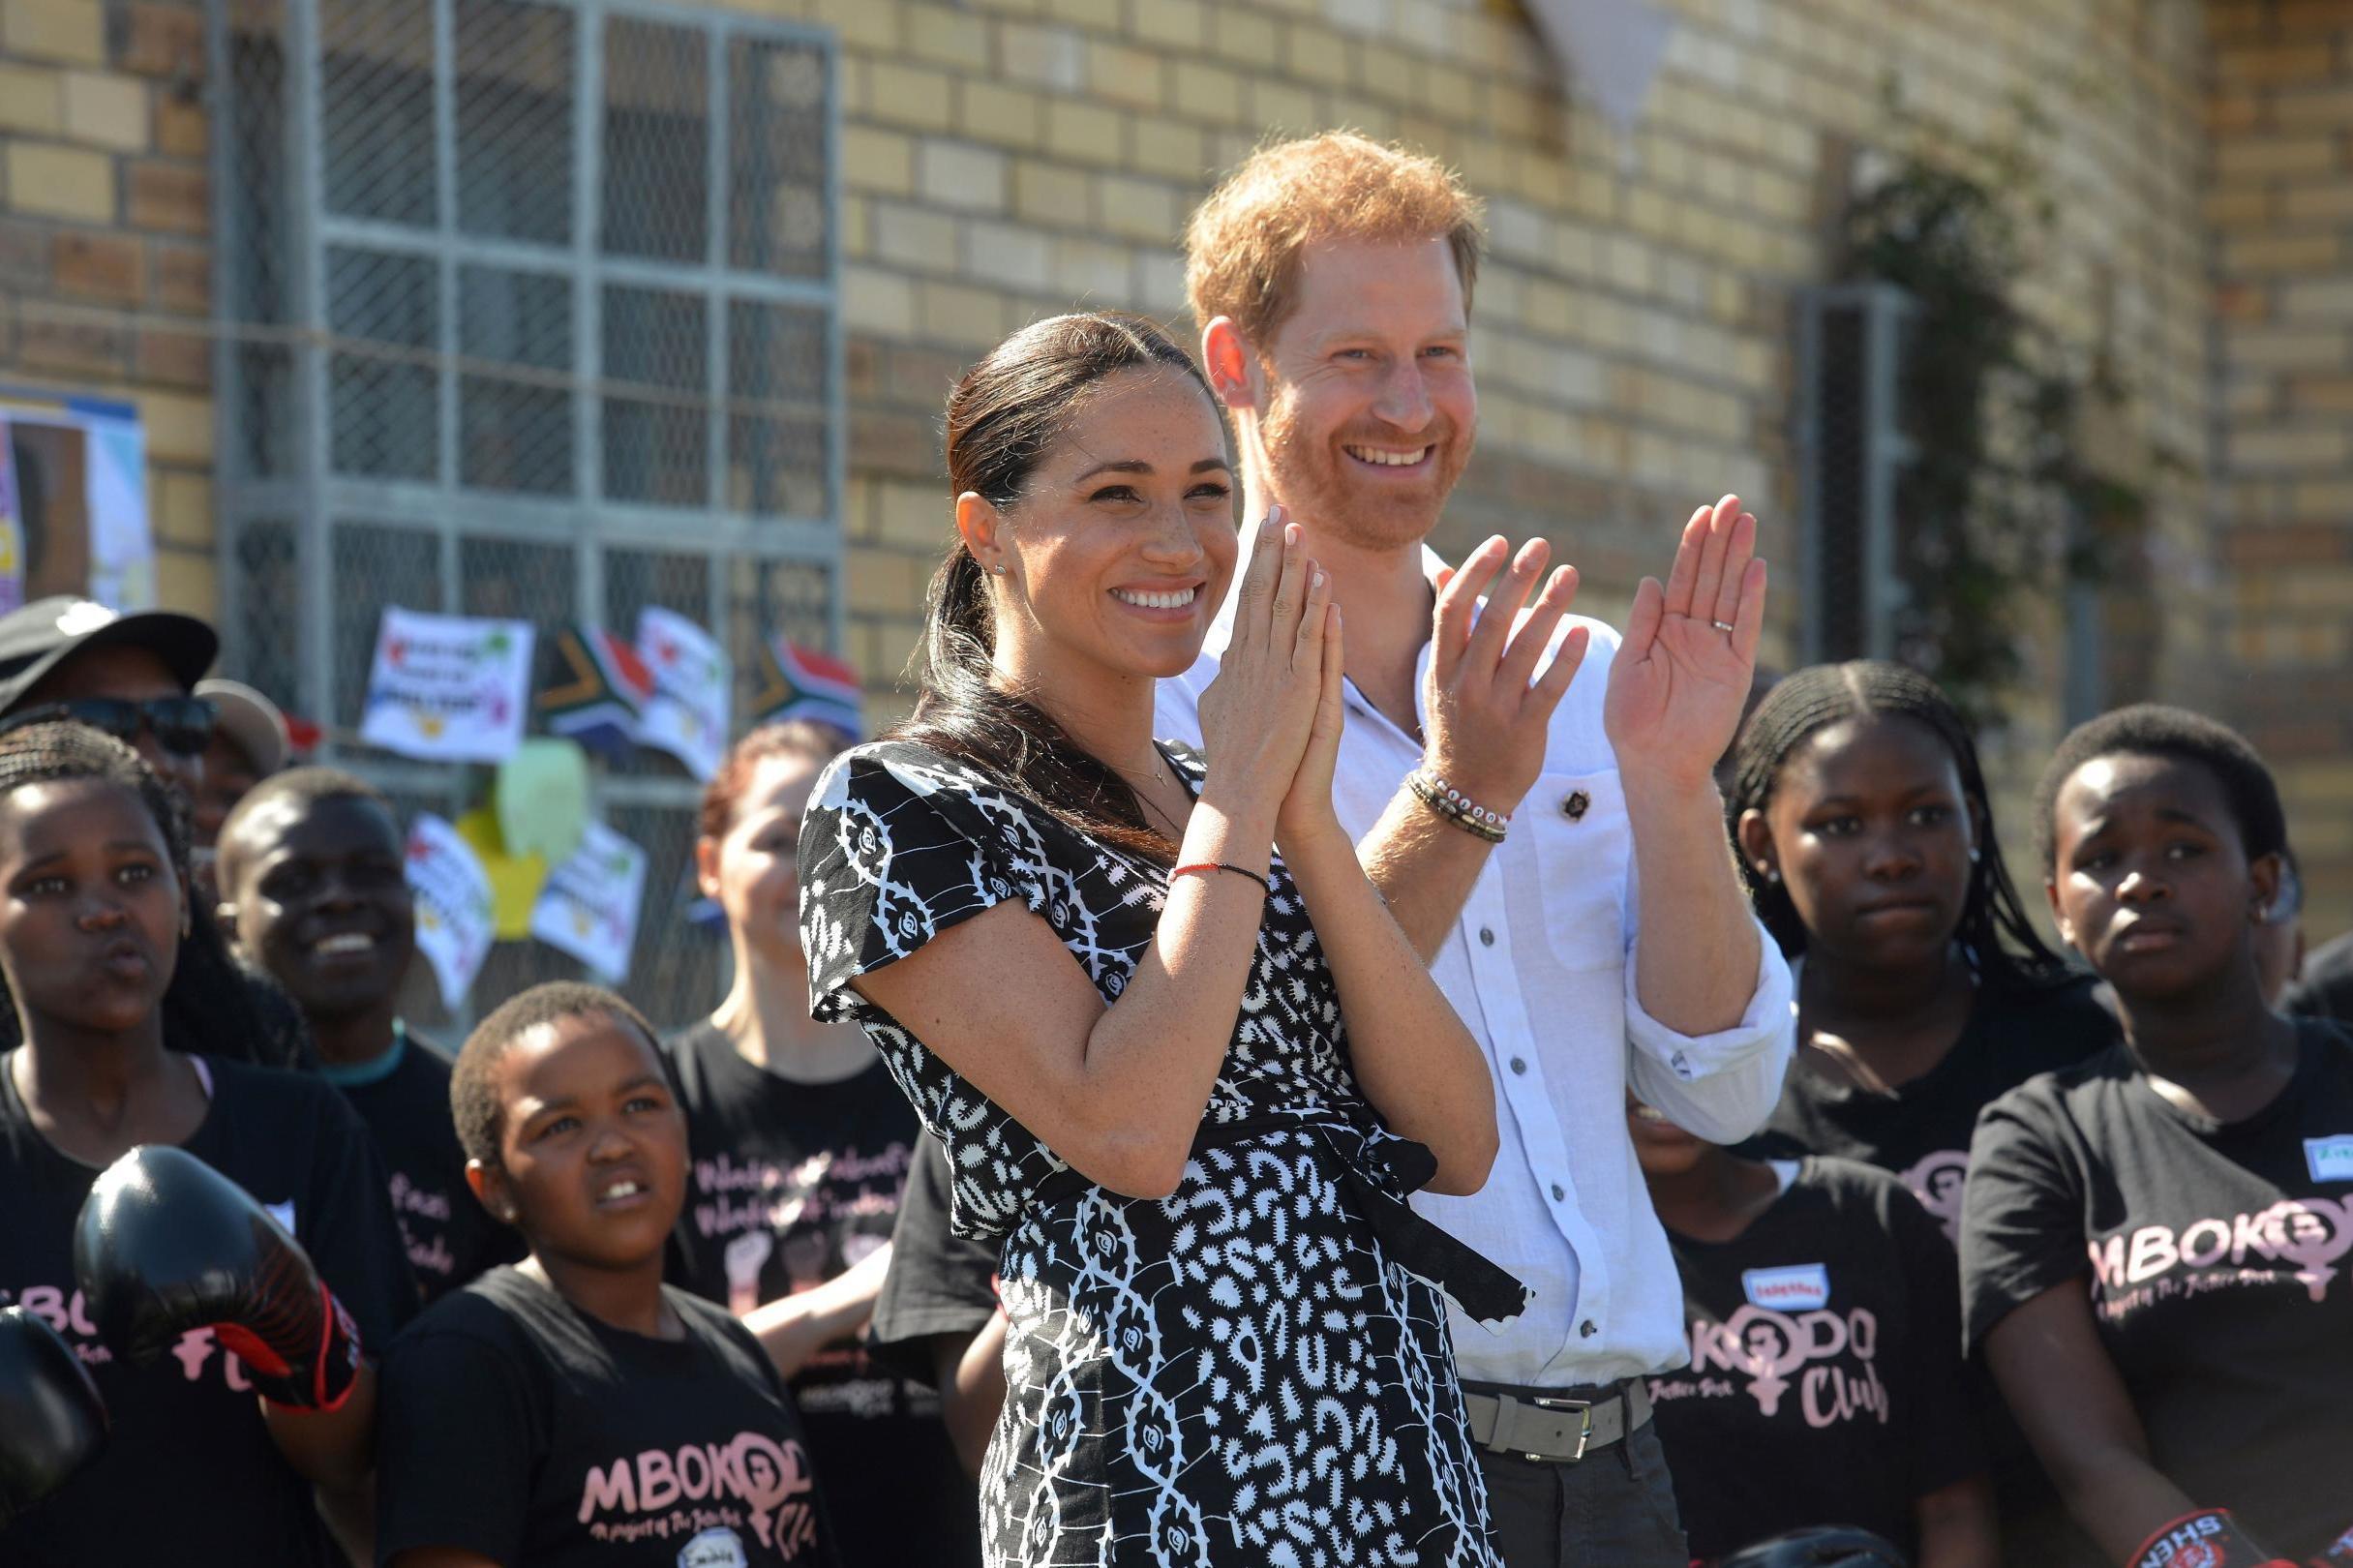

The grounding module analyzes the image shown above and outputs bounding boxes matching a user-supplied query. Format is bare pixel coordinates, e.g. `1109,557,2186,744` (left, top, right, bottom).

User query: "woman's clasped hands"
1194,506,1348,858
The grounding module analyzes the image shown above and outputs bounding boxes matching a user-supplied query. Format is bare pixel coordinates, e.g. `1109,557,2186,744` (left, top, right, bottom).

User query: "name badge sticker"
2306,1136,2353,1183
1741,1262,1830,1311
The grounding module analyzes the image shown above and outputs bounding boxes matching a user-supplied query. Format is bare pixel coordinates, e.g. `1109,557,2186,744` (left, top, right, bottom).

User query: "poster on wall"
358,607,536,763
0,392,154,612
0,421,23,616
635,606,731,781
404,813,496,1011
530,820,648,982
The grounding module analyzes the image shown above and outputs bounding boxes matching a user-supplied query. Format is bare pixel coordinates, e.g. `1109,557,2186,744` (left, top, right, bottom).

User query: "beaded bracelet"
1406,768,1509,844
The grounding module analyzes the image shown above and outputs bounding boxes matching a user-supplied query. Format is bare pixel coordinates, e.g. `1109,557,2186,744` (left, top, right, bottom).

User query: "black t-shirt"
663,1020,979,1568
1960,1020,2353,1559
1752,970,2119,1243
2288,930,2353,1026
867,1130,999,1383
377,1266,839,1568
325,1024,522,1305
1647,1158,1979,1561
0,1051,417,1565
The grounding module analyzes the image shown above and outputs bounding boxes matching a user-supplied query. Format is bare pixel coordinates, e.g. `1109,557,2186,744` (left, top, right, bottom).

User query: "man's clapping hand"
1423,535,1589,816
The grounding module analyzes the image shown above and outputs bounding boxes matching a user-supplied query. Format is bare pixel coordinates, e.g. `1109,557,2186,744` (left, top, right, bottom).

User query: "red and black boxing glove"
0,1307,108,1528
73,1145,363,1413
2129,1510,2294,1568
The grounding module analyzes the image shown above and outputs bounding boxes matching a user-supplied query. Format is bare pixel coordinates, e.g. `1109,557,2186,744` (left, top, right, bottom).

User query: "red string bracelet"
1171,861,1272,895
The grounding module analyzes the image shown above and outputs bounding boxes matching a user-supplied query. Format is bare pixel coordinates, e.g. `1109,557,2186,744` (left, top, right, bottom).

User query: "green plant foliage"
1837,85,2147,729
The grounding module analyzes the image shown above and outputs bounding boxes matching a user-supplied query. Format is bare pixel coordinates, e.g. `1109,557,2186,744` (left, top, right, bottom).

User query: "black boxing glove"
0,1307,107,1529
2128,1510,2293,1568
73,1145,363,1412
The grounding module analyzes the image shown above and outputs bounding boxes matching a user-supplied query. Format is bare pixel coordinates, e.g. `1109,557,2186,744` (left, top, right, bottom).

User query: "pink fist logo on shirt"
1687,1304,1889,1428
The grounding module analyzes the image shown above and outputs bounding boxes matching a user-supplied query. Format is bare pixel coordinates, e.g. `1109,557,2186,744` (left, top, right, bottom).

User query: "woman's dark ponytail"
891,312,1222,859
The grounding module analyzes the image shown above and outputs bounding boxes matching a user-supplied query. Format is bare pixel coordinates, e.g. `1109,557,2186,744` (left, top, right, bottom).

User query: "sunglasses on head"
0,696,218,756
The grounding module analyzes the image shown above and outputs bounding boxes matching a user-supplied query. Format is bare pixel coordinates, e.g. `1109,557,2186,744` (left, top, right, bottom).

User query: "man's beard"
1256,394,1471,554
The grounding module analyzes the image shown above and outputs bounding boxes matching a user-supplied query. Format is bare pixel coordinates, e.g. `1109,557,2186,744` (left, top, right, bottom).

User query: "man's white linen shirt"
1154,546,1795,1387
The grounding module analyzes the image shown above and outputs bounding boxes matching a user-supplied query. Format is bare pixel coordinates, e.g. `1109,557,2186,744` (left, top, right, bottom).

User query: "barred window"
214,0,841,1025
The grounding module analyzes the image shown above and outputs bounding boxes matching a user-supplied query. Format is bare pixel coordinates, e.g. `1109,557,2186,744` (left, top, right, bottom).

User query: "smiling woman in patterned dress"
797,311,1520,1568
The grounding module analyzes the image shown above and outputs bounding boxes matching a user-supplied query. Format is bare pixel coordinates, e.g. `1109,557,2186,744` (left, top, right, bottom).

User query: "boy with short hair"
377,982,839,1568
217,767,518,1302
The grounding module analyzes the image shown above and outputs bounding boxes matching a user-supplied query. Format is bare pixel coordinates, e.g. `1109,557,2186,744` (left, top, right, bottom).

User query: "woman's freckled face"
987,368,1240,687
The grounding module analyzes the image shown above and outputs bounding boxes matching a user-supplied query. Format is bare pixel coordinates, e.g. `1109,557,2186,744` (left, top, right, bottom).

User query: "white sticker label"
679,1526,748,1567
1741,1263,1830,1312
2307,1136,2353,1183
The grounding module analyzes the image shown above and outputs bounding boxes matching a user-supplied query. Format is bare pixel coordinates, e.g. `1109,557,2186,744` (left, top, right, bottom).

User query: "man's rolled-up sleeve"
1622,920,1794,1143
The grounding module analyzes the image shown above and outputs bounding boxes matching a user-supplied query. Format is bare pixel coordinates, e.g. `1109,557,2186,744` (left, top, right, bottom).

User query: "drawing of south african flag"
750,636,862,739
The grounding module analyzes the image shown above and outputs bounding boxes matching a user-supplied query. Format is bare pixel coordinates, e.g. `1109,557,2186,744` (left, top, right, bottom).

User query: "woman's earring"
1755,862,1780,886
1969,848,1982,864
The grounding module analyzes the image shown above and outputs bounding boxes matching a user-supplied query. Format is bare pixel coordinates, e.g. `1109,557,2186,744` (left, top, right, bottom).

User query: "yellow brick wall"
12,0,2327,928
2210,0,2353,934
820,0,2220,893
0,0,212,605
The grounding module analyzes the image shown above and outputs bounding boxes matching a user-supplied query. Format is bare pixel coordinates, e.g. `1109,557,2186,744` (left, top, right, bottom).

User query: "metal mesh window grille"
1793,284,1916,667
211,0,840,1029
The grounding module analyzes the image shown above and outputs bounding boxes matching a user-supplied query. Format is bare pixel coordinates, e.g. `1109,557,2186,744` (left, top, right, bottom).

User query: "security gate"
209,0,841,1027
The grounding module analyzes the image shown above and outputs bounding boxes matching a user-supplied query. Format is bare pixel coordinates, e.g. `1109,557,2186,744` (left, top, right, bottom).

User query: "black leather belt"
1028,1113,1530,1325
1462,1377,1653,1462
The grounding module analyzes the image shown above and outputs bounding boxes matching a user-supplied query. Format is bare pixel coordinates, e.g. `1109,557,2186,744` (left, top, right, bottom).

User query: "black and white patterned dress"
799,739,1515,1568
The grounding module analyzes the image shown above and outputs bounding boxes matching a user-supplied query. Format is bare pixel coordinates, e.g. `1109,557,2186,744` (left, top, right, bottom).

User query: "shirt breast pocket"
1524,769,1631,971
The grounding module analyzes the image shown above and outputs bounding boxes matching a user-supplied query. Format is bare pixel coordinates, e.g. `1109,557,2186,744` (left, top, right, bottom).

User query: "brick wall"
816,0,2217,756
10,0,2330,924
0,0,213,605
2210,0,2353,928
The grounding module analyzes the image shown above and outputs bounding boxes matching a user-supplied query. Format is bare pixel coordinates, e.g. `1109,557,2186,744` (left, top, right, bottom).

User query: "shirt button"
1478,927,1495,947
1671,1050,1694,1080
1509,1057,1526,1075
1580,1319,1597,1338
1563,791,1590,821
1550,1183,1566,1201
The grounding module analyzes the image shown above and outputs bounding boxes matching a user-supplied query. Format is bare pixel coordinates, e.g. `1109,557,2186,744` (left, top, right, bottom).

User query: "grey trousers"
1473,1422,1689,1568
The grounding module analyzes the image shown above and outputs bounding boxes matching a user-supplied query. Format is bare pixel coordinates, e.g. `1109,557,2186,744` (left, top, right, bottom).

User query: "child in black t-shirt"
1727,661,2117,1232
217,768,521,1304
866,1130,1008,1475
0,722,415,1566
1962,705,2353,1567
1632,1096,1992,1564
377,981,838,1568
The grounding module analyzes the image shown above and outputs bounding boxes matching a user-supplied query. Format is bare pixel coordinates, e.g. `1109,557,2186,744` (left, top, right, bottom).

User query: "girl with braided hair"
1727,661,2116,1237
1722,664,2117,1555
0,722,415,1564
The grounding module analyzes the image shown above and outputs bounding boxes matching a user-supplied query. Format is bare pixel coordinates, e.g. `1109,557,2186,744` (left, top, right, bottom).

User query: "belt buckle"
1528,1395,1594,1462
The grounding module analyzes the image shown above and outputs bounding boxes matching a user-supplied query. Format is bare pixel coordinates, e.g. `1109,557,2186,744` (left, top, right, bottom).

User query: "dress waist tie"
1027,1111,1530,1326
